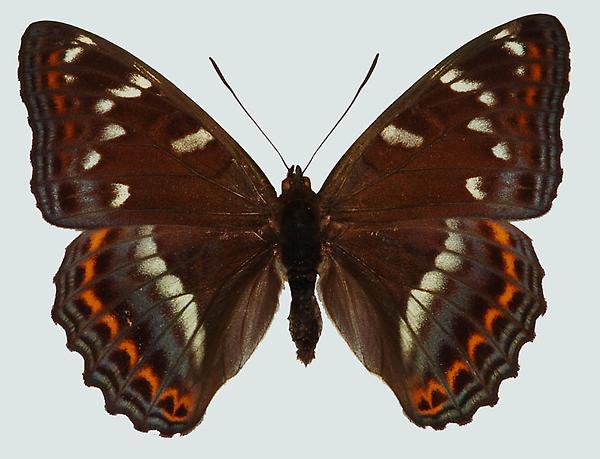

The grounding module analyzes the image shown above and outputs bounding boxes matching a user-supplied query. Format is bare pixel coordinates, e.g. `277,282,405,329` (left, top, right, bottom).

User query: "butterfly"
19,14,569,436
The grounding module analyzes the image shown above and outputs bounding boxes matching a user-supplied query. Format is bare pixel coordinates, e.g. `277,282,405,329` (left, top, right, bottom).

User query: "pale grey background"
1,0,597,457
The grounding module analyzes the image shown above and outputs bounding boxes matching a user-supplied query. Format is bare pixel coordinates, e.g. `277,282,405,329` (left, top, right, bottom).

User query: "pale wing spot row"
138,257,167,277
95,98,115,114
478,91,496,106
450,79,482,92
137,225,155,237
75,34,97,46
81,149,101,170
467,117,493,134
134,237,158,258
445,218,460,230
492,142,511,160
435,251,462,272
439,68,463,83
100,124,126,141
63,47,83,63
156,274,185,298
466,176,486,200
130,73,152,89
176,297,200,340
493,28,511,40
64,74,76,84
445,232,466,253
406,296,427,332
514,65,526,77
110,183,130,208
380,124,424,148
419,271,447,292
171,128,214,154
108,85,142,98
503,40,525,56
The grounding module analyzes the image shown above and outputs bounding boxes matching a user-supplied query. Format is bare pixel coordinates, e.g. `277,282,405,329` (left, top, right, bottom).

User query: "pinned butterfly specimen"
18,14,569,436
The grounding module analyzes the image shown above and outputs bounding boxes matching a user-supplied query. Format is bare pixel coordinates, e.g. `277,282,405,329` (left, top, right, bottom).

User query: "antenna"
209,57,290,170
302,53,379,174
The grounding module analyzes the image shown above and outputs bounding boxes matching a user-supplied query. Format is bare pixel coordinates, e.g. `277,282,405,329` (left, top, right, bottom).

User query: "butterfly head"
281,165,312,193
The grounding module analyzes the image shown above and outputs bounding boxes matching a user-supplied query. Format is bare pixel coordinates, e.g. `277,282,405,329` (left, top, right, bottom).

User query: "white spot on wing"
399,318,414,352
100,123,125,141
467,117,493,134
466,176,486,200
492,142,511,160
64,74,76,84
380,124,424,148
514,65,526,77
445,232,465,253
478,91,496,106
130,73,152,89
64,47,83,63
440,68,462,83
419,271,447,292
156,274,185,298
76,34,96,46
435,251,462,272
95,99,115,114
445,218,460,230
493,29,511,40
450,79,482,92
81,150,101,170
171,128,214,154
110,183,130,208
406,296,427,331
138,257,167,277
134,237,158,258
503,40,525,56
108,85,142,98
137,225,155,236
190,324,207,365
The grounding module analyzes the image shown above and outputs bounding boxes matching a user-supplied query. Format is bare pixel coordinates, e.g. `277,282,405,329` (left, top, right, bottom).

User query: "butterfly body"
277,165,323,364
19,15,569,436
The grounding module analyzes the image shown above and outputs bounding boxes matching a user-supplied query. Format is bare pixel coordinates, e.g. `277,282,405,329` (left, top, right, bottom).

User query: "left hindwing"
318,14,569,223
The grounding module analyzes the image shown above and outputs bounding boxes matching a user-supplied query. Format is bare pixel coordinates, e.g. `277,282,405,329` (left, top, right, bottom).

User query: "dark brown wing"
319,14,569,224
19,21,276,229
53,225,283,436
317,14,569,428
318,219,545,428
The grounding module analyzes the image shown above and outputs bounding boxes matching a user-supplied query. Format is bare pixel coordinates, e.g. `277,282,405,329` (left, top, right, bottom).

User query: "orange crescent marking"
63,121,76,140
447,360,470,393
517,113,529,134
82,256,96,284
52,94,67,114
137,366,159,398
527,42,541,59
484,308,503,332
159,387,194,421
99,313,119,338
117,339,139,369
502,251,517,279
80,288,103,315
47,70,60,89
485,221,511,246
411,379,447,415
530,63,543,82
467,333,487,361
47,50,62,65
89,228,110,252
524,86,538,107
499,282,519,309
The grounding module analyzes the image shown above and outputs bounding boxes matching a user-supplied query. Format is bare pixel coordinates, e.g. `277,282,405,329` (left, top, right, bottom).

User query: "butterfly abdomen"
278,166,323,365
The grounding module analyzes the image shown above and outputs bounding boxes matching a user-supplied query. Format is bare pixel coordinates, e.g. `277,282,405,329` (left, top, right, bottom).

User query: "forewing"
19,21,276,229
53,225,283,436
318,219,545,428
319,14,569,223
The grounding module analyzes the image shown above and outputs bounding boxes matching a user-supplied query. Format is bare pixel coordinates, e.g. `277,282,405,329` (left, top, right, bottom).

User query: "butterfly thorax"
277,165,323,365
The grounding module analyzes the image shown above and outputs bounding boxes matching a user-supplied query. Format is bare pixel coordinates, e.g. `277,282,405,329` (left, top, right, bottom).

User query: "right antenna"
302,53,379,174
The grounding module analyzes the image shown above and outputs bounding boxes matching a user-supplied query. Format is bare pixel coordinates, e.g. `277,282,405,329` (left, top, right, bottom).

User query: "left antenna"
210,57,289,170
